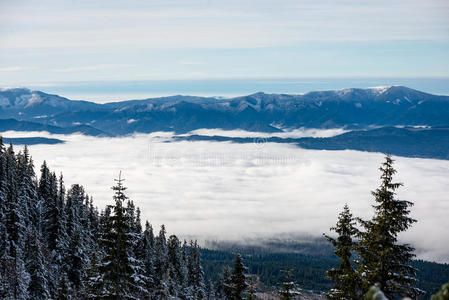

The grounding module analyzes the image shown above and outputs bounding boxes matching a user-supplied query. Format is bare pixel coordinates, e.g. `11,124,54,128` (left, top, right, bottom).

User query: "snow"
25,93,43,107
369,86,392,94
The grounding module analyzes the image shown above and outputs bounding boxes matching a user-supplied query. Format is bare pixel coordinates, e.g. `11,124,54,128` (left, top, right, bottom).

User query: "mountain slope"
0,118,110,136
1,86,449,135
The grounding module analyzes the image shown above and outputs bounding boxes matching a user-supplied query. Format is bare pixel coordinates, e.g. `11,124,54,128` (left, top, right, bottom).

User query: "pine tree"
136,221,155,298
217,265,233,299
66,230,86,293
324,204,361,299
39,162,60,252
97,173,148,299
5,145,30,299
358,155,424,298
155,224,168,291
246,275,258,300
179,240,190,299
279,269,300,300
229,254,248,300
26,231,50,300
188,240,206,299
167,234,182,296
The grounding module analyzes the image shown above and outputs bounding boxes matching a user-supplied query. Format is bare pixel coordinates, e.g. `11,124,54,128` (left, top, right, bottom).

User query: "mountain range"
1,86,449,135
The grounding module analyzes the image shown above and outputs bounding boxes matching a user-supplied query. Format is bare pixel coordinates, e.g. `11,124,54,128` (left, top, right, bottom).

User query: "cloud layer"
4,130,448,263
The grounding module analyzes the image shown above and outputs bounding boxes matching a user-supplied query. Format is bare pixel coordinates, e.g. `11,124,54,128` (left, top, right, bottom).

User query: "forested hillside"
0,139,206,299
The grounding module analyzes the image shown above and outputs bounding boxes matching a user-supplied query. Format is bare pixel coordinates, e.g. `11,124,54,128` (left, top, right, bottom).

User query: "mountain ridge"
1,86,449,135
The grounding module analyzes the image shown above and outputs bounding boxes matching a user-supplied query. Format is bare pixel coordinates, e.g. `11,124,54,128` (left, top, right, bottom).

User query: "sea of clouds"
3,129,449,263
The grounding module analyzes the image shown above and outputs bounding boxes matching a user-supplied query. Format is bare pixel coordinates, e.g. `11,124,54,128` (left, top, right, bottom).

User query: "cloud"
179,61,205,66
4,129,449,263
0,66,35,72
51,64,136,72
1,0,448,52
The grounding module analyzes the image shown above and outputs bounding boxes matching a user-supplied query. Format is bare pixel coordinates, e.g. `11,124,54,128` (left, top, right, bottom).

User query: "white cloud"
51,64,136,72
179,61,205,66
4,129,448,263
0,0,448,51
0,66,35,72
187,128,348,138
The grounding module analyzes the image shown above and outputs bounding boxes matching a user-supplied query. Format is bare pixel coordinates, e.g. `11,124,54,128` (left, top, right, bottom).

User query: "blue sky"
0,0,448,86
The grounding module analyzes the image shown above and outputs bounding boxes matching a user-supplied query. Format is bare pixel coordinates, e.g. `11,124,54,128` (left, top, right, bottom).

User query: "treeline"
0,140,206,299
200,248,449,299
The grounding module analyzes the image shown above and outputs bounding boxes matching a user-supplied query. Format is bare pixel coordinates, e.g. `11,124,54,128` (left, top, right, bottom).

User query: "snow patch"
369,86,391,94
25,93,43,107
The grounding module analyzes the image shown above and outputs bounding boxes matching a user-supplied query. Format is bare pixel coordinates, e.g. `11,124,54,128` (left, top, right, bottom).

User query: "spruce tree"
26,231,51,300
167,234,182,295
188,240,206,299
5,145,30,299
230,254,248,300
218,265,233,299
358,155,423,298
97,174,148,299
39,162,60,252
324,204,361,299
279,269,300,300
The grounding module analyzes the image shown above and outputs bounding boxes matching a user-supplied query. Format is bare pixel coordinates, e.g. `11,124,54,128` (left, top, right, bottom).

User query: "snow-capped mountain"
0,87,101,120
1,86,448,135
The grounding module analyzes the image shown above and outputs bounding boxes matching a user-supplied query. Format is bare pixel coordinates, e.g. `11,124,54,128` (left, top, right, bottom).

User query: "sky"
1,0,449,89
4,129,448,263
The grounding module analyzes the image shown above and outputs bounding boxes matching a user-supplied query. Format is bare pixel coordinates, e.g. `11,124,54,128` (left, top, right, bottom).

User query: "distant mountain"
1,136,64,145
0,87,102,120
172,127,449,160
1,86,449,135
0,118,110,136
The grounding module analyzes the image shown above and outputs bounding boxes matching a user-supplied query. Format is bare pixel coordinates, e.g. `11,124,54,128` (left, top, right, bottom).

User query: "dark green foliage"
201,248,337,292
357,155,423,298
97,174,148,299
279,269,300,300
229,254,248,300
324,204,361,299
201,245,449,299
431,283,449,300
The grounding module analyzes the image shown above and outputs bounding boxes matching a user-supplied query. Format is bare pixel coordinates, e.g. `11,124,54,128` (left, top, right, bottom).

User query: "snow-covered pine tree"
0,139,11,299
16,147,38,231
55,272,73,300
154,225,168,289
167,234,183,296
278,269,300,300
358,155,424,298
324,204,361,299
135,221,155,298
26,231,51,300
97,174,148,299
230,254,248,300
188,240,206,299
39,162,60,253
179,239,190,299
5,145,30,299
216,265,232,299
66,230,87,296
